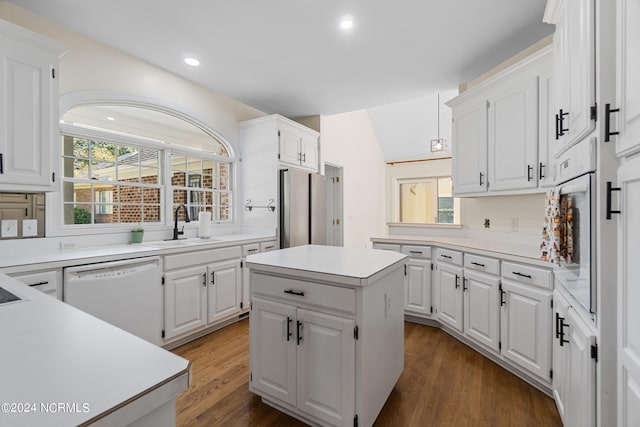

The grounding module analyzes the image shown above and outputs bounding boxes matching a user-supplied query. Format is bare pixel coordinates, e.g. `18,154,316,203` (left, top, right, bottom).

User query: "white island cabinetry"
247,245,406,427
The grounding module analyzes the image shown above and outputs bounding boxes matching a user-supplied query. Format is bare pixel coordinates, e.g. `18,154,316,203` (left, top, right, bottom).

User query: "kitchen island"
0,273,190,427
246,245,407,427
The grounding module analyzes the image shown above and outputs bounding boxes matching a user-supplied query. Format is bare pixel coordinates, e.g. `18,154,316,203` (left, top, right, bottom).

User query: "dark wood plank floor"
173,319,562,427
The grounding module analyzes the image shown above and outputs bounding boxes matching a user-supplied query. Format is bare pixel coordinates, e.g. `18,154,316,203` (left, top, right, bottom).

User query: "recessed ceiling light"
106,116,115,121
340,16,354,30
184,57,200,67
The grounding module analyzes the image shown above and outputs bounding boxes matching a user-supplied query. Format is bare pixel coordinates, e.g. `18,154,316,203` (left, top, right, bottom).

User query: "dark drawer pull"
440,254,452,259
265,245,275,249
284,289,305,297
470,262,485,267
512,271,532,279
409,250,423,255
28,281,50,287
247,248,258,253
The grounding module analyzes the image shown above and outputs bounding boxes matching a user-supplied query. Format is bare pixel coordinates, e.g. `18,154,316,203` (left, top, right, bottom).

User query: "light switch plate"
1,220,18,238
22,219,38,237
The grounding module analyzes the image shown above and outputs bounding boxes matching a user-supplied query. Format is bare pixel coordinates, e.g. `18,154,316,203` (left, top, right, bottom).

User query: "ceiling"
9,0,553,118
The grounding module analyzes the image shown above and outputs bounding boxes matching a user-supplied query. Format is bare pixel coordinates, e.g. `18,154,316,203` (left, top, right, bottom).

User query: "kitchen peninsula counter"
246,245,406,427
0,273,190,427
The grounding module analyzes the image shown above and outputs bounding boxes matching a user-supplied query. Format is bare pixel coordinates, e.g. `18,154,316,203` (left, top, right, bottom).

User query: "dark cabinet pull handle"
248,248,258,253
202,272,207,286
559,109,569,135
409,250,423,254
527,165,533,182
441,254,452,259
555,312,561,339
470,261,485,267
605,103,620,142
512,271,532,279
211,271,215,285
0,153,3,174
284,289,305,296
479,172,484,186
539,162,545,179
455,274,460,289
463,277,468,292
28,281,49,287
499,285,506,306
296,320,302,345
555,114,560,140
265,245,275,249
302,153,306,162
287,317,293,341
606,181,621,220
558,316,570,346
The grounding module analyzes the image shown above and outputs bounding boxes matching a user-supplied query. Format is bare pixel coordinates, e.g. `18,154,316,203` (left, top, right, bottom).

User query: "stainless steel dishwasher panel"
63,257,163,345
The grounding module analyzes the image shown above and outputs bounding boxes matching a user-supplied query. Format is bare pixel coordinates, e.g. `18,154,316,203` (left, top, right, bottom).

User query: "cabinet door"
250,298,297,406
279,129,301,166
618,157,640,427
452,98,488,195
405,258,432,315
566,308,596,427
0,35,55,188
164,266,207,340
436,263,464,332
207,259,241,324
500,279,552,381
463,270,500,352
296,308,355,427
241,261,250,312
488,77,539,191
616,0,640,156
552,290,571,423
300,135,318,171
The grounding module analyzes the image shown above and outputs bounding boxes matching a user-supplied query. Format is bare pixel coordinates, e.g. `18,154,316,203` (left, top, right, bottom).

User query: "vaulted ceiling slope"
8,0,553,118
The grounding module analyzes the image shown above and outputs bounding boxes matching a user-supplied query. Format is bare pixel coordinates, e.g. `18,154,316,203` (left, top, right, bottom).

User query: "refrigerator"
279,168,327,248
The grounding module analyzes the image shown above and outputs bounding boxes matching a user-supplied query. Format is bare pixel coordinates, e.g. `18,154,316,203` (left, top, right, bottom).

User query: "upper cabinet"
0,20,64,191
447,47,552,196
544,0,596,156
278,124,319,171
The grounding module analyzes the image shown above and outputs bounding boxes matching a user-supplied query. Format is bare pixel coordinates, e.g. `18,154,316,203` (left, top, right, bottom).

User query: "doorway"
324,164,344,246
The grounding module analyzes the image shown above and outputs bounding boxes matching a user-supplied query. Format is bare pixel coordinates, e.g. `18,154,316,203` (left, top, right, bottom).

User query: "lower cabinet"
463,269,500,352
553,289,596,427
163,247,242,341
405,258,432,315
9,268,61,299
435,255,464,333
500,278,552,382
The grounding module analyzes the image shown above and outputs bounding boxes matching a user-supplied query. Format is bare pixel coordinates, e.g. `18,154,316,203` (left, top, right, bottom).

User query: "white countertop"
371,235,551,268
246,244,407,284
0,232,276,270
0,274,190,426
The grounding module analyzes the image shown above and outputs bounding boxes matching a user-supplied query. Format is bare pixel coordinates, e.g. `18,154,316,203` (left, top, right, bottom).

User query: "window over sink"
397,176,459,224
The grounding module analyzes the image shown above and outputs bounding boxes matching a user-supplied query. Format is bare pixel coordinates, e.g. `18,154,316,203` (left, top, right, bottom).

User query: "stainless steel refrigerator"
279,168,327,248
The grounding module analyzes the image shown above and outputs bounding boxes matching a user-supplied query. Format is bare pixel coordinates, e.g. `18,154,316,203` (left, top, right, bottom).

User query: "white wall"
321,110,386,248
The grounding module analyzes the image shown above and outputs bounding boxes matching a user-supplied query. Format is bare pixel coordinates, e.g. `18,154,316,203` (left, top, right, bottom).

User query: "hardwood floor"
173,319,562,427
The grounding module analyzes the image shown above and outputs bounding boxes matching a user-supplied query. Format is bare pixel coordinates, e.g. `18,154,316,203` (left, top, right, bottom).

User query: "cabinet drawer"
243,243,260,257
10,270,58,298
501,261,553,290
464,254,500,276
401,245,431,259
260,241,278,252
251,272,356,315
372,243,401,252
164,246,241,270
435,248,463,266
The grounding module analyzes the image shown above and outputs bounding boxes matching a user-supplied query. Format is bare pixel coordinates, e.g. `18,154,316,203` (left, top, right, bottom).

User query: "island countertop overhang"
246,245,407,287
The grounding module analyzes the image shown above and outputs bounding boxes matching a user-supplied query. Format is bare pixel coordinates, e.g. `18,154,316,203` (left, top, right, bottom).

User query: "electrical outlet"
511,218,519,232
484,218,490,229
22,219,38,237
1,220,18,238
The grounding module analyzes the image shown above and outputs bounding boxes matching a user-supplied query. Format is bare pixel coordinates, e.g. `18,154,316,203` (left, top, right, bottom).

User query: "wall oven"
554,172,596,315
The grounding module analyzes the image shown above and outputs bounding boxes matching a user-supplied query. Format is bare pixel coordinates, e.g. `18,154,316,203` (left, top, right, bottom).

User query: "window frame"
395,175,459,225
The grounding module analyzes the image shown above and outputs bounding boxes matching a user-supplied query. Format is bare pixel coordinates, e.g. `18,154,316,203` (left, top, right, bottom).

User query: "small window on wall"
398,176,459,224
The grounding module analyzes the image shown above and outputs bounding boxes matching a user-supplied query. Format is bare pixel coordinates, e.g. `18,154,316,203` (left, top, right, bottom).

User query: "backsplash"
0,193,45,239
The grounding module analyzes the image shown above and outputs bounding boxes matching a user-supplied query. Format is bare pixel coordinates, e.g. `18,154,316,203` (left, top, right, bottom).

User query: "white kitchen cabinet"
500,278,552,382
0,20,63,191
450,96,488,195
565,307,596,427
163,246,242,342
614,0,640,157
553,289,571,422
9,268,61,300
463,269,500,353
435,249,464,333
278,120,319,172
488,76,539,191
405,257,432,316
539,70,557,187
164,266,208,340
241,243,260,313
545,0,596,155
207,259,241,324
618,155,640,427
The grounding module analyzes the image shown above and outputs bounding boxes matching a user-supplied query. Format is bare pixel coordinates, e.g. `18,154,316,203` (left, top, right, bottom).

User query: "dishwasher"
64,256,163,346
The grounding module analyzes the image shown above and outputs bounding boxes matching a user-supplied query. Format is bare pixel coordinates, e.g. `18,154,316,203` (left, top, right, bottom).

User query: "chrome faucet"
173,204,191,240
